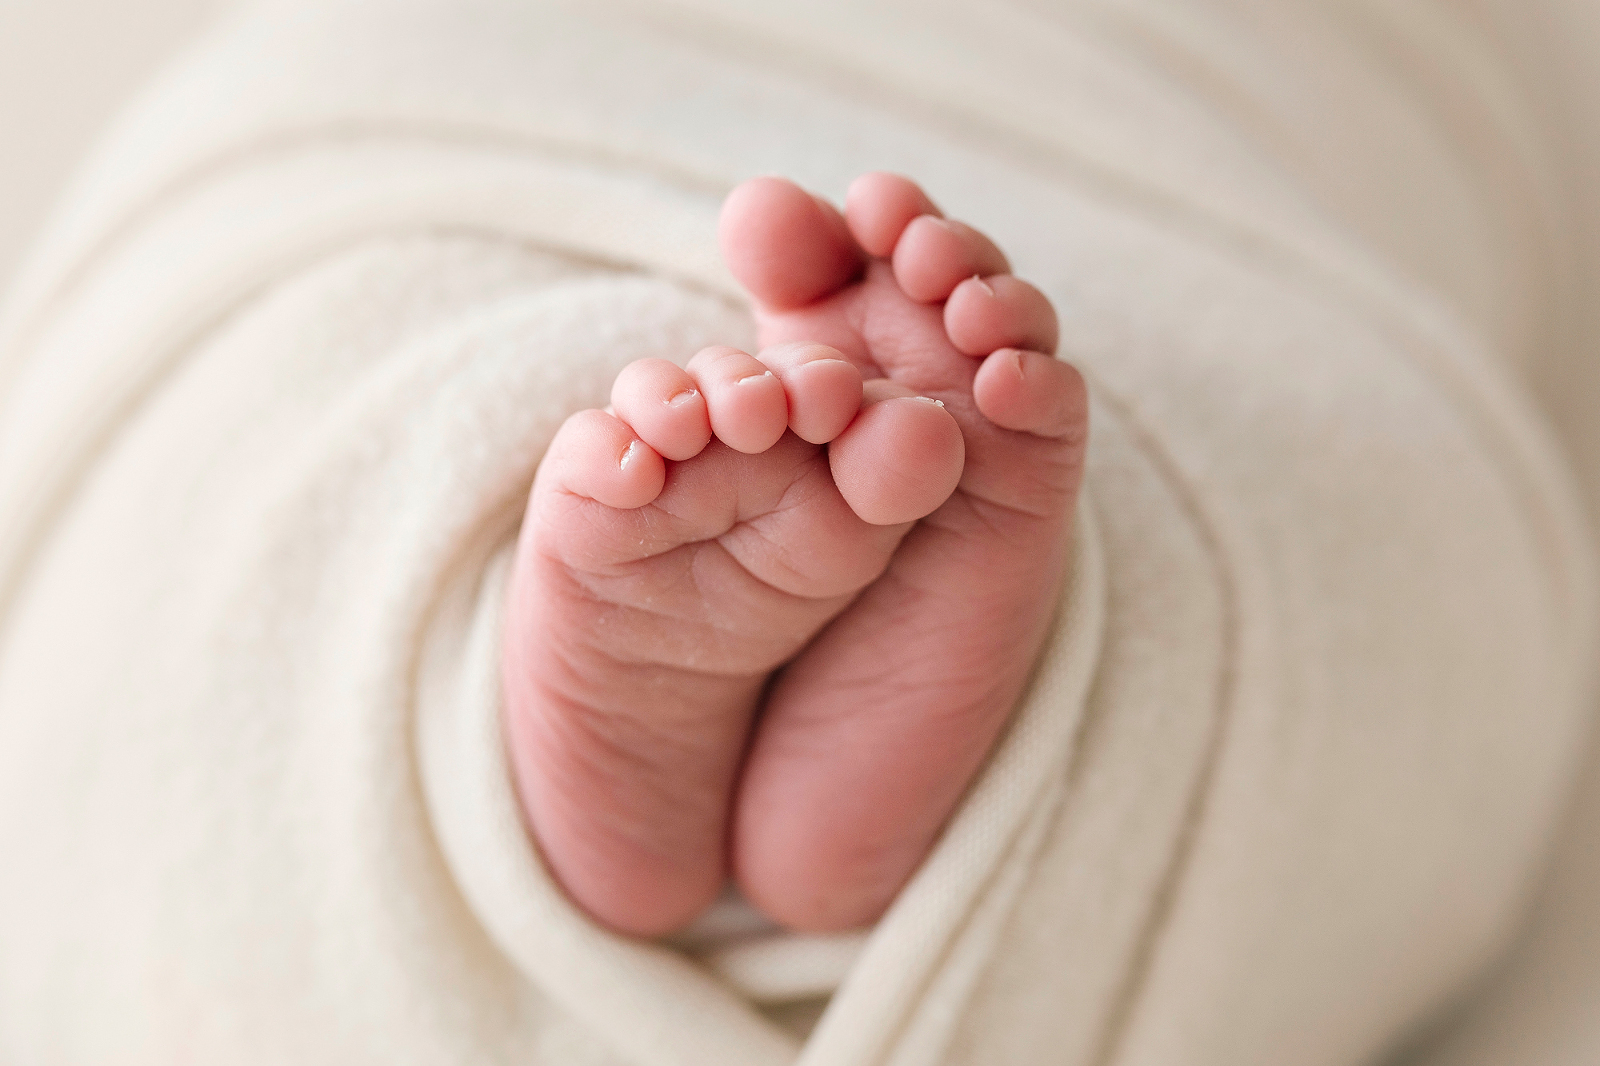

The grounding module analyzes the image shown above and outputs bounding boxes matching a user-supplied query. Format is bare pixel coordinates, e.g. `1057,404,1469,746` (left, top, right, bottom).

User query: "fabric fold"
0,2,1593,1064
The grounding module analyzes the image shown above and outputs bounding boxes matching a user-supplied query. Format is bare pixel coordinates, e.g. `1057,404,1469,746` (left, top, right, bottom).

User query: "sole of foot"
720,173,1088,932
503,171,1087,937
504,334,965,936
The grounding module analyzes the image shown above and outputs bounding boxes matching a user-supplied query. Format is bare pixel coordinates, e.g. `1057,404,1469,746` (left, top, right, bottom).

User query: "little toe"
945,274,1059,357
544,408,666,510
611,358,712,461
972,349,1089,439
891,216,1011,304
720,177,864,311
687,345,790,454
829,390,965,526
844,172,942,258
756,342,864,444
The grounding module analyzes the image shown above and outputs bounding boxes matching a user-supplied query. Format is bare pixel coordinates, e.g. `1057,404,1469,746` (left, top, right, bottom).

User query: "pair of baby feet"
502,173,1088,936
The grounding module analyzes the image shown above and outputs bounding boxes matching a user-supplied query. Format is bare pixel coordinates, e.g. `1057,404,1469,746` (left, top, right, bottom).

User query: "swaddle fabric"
0,2,1593,1064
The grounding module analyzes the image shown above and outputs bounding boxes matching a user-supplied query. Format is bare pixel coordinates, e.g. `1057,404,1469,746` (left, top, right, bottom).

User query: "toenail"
735,371,776,385
619,439,645,471
910,396,946,407
665,388,699,407
970,274,995,297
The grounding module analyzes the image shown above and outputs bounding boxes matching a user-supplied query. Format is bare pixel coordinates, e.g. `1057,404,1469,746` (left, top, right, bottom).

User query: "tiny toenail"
736,371,775,385
1009,349,1026,377
665,388,699,407
911,396,946,407
619,440,645,471
970,274,996,297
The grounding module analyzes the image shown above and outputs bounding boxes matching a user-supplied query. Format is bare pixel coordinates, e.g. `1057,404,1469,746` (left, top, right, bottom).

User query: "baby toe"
720,177,864,311
687,345,790,454
829,392,965,526
757,342,864,444
945,274,1059,357
544,408,666,510
972,348,1089,439
611,358,712,461
891,216,1011,304
844,171,942,258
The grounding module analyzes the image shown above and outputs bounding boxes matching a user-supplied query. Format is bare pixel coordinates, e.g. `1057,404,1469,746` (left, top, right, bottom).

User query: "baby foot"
722,174,1088,931
502,340,965,936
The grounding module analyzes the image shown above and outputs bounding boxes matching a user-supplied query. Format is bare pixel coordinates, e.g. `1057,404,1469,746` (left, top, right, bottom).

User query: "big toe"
830,383,965,526
720,177,863,312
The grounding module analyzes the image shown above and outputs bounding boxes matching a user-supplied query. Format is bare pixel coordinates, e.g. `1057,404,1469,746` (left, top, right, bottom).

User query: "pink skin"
503,172,1087,936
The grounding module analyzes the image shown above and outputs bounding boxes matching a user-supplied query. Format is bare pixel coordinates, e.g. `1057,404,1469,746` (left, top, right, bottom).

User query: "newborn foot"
503,173,1087,937
503,342,964,936
722,174,1087,930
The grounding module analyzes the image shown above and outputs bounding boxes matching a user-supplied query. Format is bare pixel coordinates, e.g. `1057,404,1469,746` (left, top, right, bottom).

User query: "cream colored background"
0,0,218,288
1,2,1598,1063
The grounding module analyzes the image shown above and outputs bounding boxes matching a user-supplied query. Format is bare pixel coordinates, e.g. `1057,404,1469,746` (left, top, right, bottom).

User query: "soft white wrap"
0,1,1594,1063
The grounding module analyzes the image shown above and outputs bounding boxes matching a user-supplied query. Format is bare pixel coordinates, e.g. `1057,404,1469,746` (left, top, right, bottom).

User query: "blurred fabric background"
2,2,1599,1063
0,0,217,288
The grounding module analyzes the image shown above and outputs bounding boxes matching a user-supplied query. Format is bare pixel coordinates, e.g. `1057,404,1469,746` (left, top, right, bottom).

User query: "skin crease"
502,172,1088,937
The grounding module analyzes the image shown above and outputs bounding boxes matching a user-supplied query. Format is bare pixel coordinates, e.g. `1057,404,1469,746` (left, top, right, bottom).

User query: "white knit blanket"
0,2,1594,1063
